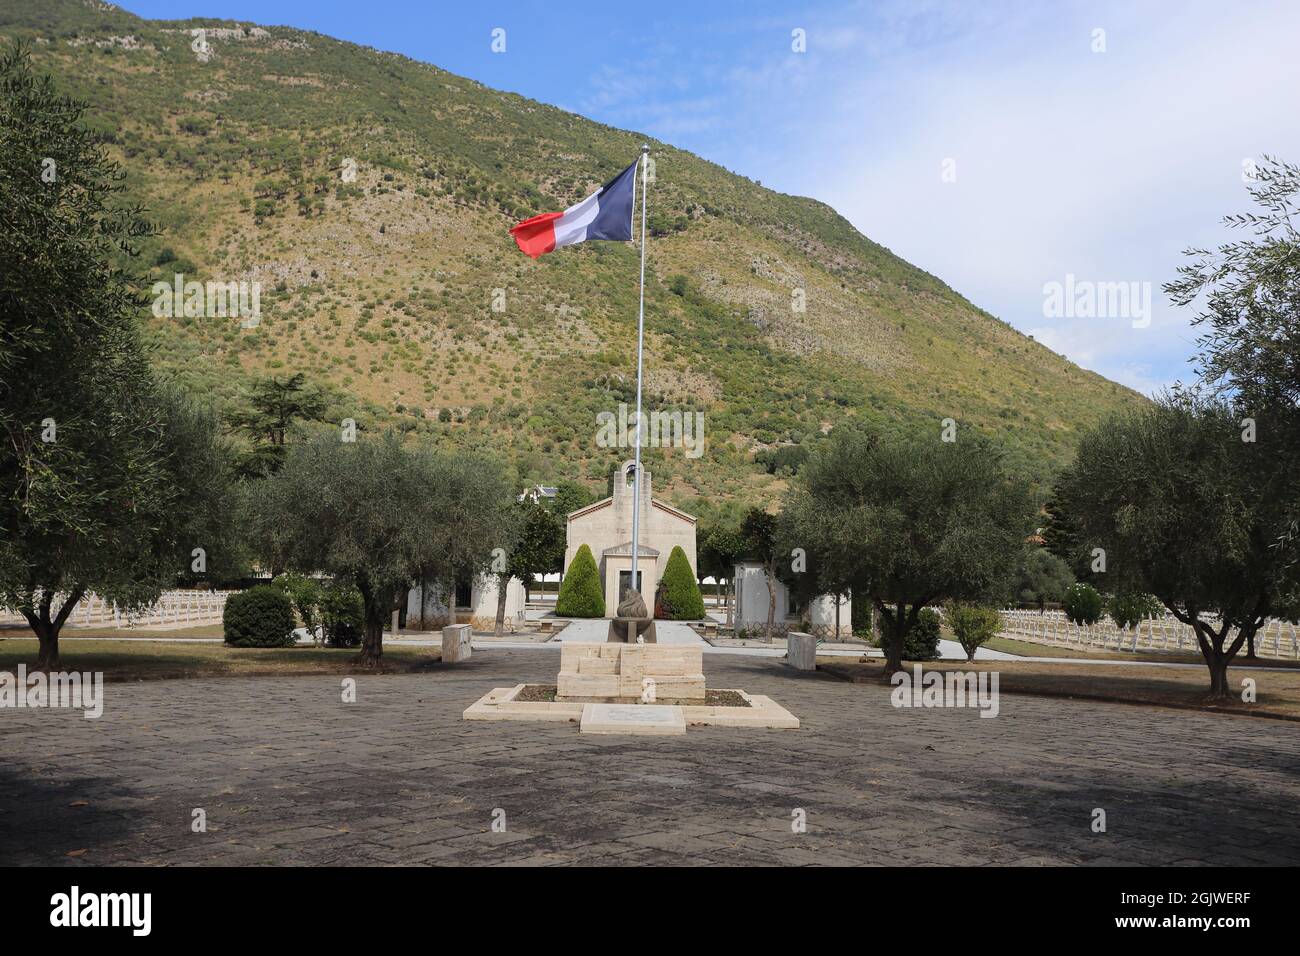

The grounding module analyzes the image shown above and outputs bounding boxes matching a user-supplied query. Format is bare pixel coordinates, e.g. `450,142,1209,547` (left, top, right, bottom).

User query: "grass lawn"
0,638,440,681
818,656,1300,720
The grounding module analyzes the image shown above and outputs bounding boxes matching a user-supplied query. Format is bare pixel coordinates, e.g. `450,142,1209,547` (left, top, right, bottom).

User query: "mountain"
0,0,1145,508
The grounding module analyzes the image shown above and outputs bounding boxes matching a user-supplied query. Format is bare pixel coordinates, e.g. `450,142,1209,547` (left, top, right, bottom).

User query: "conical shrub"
661,545,705,620
556,543,605,617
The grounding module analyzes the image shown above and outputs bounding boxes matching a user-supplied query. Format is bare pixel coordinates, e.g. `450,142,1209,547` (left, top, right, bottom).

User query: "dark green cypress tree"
661,546,705,620
556,543,604,617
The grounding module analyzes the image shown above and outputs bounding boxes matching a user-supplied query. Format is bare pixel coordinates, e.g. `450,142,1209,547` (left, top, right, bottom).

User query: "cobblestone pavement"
2,649,1297,866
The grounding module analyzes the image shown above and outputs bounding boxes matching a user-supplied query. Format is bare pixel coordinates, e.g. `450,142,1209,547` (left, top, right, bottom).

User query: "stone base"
607,617,657,643
462,685,582,722
463,684,799,731
556,642,704,703
580,703,686,736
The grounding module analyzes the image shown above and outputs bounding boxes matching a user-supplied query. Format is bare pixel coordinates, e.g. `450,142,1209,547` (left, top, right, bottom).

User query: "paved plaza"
1,648,1297,866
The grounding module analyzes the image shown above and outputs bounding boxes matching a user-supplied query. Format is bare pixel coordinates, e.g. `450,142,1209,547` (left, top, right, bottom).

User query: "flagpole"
630,144,649,601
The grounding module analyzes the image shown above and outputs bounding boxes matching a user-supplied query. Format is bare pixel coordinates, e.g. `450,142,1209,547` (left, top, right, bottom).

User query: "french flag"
510,159,638,259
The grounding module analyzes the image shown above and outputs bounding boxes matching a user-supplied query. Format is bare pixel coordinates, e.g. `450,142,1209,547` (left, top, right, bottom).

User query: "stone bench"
557,643,704,703
441,623,472,663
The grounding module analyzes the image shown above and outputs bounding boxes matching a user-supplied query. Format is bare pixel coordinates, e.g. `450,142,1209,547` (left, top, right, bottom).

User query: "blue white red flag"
510,159,638,258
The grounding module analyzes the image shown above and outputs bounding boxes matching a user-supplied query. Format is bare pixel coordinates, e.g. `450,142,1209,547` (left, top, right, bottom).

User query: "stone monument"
607,588,656,643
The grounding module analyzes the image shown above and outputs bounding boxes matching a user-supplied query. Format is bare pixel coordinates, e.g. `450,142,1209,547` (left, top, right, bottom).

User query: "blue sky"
122,0,1300,395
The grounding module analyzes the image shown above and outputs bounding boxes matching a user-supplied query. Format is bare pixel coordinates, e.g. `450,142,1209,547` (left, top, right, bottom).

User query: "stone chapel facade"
564,461,697,616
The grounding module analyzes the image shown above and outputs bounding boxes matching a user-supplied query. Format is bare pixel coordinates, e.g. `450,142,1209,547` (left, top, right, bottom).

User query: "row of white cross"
999,608,1300,660
0,590,233,630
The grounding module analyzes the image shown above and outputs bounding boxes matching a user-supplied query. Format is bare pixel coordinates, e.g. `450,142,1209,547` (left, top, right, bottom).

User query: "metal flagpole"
630,144,649,600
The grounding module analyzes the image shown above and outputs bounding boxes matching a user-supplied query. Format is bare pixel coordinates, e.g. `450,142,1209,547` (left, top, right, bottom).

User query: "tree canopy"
0,43,241,665
249,432,515,663
1056,395,1299,696
783,424,1032,673
227,372,328,477
1165,155,1300,577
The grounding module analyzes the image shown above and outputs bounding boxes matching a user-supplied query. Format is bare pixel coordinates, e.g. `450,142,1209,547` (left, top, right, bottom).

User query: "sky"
120,0,1300,396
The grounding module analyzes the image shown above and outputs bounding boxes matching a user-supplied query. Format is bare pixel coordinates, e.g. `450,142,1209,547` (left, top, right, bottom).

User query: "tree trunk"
1245,630,1257,659
494,573,510,638
764,567,777,643
877,603,905,676
725,580,733,628
34,619,58,669
1206,652,1230,699
24,586,85,671
884,619,904,676
1192,618,1253,700
356,586,387,666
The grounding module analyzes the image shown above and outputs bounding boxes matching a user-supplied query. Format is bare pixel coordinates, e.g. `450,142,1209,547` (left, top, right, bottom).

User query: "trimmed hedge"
223,585,297,648
556,543,604,618
661,545,705,620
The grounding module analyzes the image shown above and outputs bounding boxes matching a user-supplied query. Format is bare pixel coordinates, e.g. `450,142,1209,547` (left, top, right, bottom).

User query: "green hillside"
1,0,1145,506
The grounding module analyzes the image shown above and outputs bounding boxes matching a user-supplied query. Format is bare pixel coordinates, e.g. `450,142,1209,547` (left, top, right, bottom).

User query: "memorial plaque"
580,703,686,736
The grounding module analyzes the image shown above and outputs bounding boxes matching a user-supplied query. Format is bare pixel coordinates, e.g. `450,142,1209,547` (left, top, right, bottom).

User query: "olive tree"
249,432,515,665
0,45,242,665
785,424,1032,675
1058,397,1299,697
738,508,781,641
1165,155,1300,585
492,500,562,636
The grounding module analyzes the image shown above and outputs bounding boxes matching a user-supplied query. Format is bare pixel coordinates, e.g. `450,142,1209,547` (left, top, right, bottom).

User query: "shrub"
1012,548,1075,609
1106,591,1161,630
272,572,322,634
660,546,705,620
947,604,1002,661
1063,582,1104,625
223,585,297,648
320,581,364,647
556,543,604,617
901,608,941,661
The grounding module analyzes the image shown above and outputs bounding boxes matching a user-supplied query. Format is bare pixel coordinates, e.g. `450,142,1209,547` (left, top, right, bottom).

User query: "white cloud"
768,0,1300,391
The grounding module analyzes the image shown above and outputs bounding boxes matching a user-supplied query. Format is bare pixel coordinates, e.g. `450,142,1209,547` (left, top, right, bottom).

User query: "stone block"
442,623,472,663
787,631,816,671
558,672,620,699
556,642,704,702
580,703,686,736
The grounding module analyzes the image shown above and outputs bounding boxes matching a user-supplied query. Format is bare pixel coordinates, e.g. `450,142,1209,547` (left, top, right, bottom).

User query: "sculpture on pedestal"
607,588,657,643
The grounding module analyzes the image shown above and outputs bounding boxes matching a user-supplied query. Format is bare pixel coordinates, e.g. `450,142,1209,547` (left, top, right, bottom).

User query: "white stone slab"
442,623,472,663
787,631,817,671
580,703,686,736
